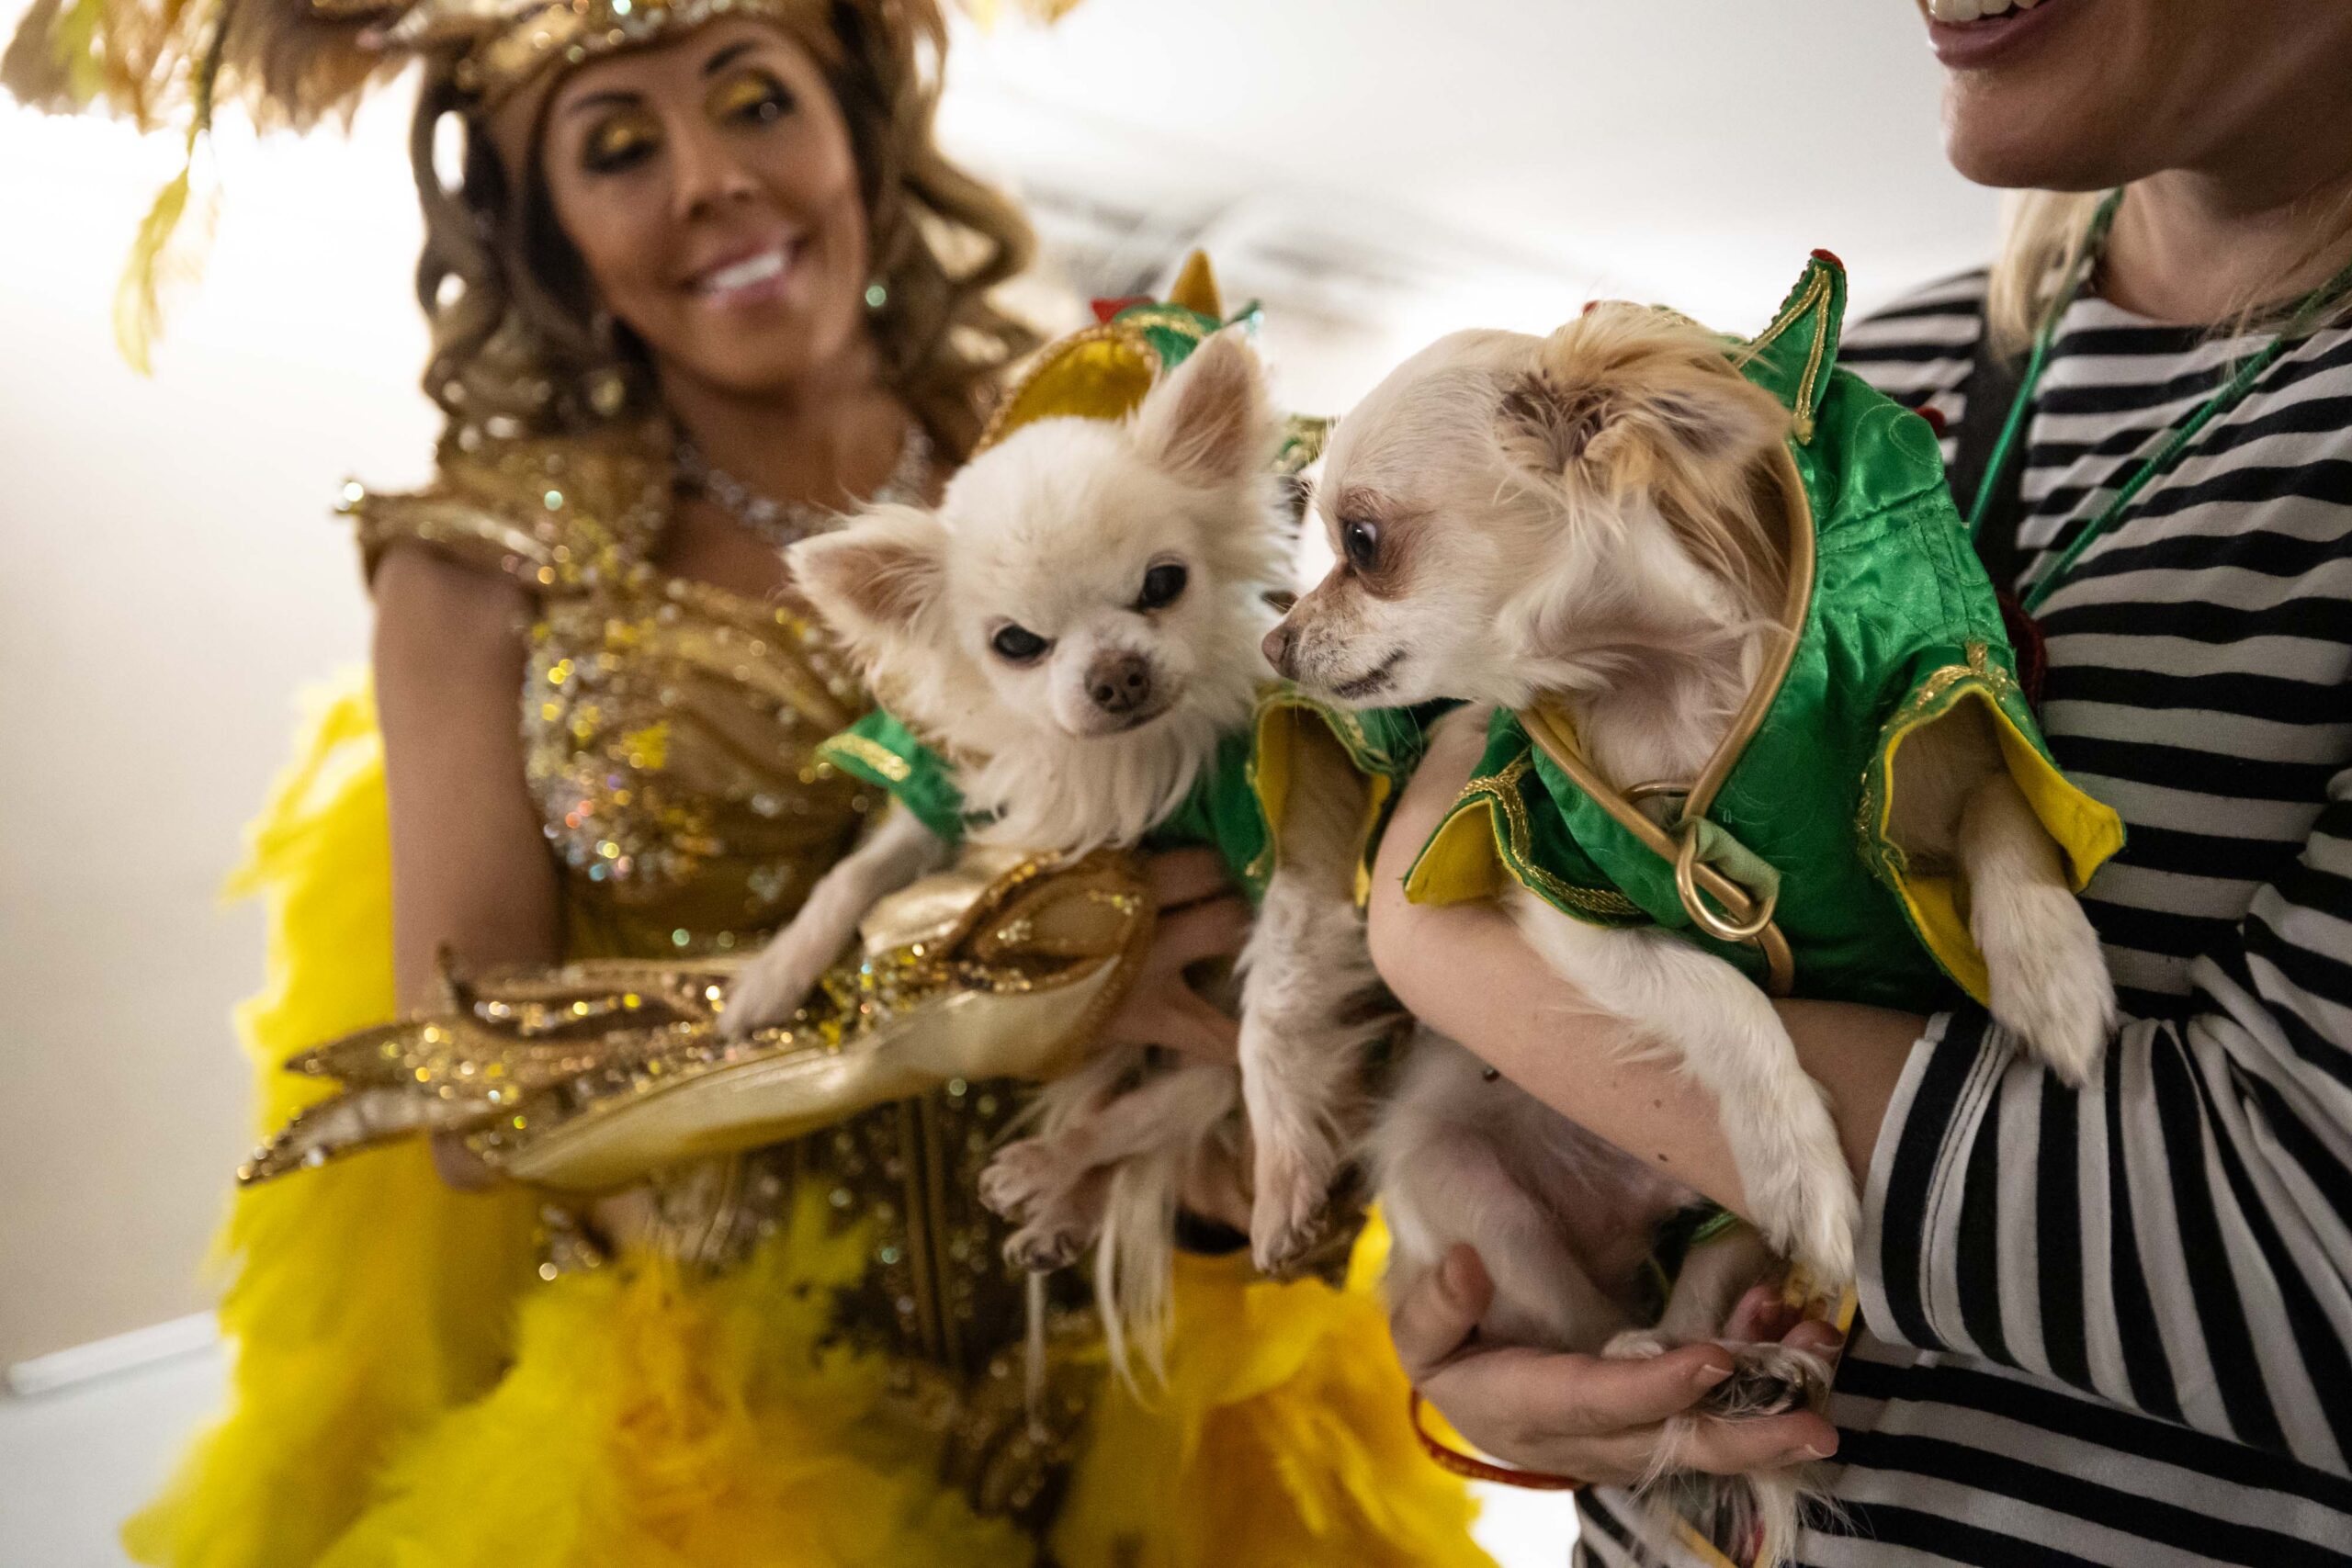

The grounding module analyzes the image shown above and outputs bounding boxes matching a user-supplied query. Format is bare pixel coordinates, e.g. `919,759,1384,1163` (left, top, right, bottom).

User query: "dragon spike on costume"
0,0,1080,370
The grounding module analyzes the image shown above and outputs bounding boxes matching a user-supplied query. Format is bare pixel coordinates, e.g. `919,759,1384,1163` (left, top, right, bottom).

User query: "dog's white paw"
1699,1342,1831,1421
1736,1096,1859,1288
1248,1143,1336,1278
1603,1332,1828,1420
1980,886,2114,1088
977,1136,1071,1222
1601,1330,1670,1362
719,929,837,1039
987,1138,1103,1272
1005,1213,1093,1274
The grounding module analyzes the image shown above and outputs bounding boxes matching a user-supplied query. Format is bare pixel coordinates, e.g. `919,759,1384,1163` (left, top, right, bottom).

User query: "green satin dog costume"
814,260,1430,904
819,694,1436,908
1406,254,2126,1010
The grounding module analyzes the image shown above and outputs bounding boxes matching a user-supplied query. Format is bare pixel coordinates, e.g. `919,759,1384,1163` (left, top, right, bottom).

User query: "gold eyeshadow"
581,106,661,172
706,66,790,126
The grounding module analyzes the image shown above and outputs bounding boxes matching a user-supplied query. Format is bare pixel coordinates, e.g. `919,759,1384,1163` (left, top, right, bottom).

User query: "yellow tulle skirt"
125,675,1493,1568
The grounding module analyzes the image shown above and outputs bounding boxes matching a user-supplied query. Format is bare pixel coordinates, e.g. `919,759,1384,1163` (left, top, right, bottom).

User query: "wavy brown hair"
411,0,1038,459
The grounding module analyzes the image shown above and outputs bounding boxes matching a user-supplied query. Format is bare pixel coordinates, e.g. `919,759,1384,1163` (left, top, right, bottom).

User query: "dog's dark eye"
990,624,1049,663
1136,560,1188,611
1340,517,1380,572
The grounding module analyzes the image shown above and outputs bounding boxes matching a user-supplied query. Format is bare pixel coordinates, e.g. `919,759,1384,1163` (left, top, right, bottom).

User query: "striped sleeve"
1860,778,2352,1476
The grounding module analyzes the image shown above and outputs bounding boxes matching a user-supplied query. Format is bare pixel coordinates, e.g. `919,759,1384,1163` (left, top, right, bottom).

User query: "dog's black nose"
1261,623,1295,677
1088,651,1154,715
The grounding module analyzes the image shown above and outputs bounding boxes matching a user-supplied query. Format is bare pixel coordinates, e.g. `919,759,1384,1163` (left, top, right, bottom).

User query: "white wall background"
0,0,1996,1369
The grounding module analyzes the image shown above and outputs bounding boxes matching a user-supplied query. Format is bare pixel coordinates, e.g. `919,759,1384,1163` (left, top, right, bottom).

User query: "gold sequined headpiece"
1,0,1069,365
374,0,805,107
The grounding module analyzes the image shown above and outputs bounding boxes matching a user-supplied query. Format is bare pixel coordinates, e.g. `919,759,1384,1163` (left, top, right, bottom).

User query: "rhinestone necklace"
674,421,933,549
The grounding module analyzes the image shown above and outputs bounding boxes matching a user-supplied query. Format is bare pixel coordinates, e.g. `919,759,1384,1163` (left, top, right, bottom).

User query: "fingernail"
1802,1440,1838,1460
1690,1362,1731,1390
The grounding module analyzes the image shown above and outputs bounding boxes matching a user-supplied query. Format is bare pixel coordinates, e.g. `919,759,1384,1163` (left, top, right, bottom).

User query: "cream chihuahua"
722,330,1385,1359
1267,305,2115,1561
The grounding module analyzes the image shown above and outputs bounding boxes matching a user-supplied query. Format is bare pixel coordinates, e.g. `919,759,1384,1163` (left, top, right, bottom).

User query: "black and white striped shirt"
1580,270,2352,1565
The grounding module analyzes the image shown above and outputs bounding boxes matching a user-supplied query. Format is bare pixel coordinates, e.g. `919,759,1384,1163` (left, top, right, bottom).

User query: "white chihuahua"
723,329,1385,1358
1268,305,2116,1562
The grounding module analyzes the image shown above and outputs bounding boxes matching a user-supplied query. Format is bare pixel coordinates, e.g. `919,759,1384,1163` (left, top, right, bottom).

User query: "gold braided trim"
818,731,913,784
1453,753,1645,920
1737,265,1836,443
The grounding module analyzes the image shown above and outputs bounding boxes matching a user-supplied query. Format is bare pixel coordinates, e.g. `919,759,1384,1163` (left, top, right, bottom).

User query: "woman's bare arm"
1363,711,1920,1221
372,545,562,1010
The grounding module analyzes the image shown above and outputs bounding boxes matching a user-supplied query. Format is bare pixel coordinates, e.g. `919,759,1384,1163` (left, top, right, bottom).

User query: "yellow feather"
114,156,188,375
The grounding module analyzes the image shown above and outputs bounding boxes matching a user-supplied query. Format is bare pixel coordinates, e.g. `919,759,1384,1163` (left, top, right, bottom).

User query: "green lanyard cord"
1962,193,2120,552
1966,189,2352,614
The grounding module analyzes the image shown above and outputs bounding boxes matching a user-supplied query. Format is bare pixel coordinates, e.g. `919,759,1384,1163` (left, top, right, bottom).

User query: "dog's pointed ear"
787,504,949,639
1131,327,1276,488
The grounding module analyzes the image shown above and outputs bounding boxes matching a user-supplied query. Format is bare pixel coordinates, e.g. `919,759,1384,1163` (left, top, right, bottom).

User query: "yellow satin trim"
1246,693,1391,904
1871,671,2125,1005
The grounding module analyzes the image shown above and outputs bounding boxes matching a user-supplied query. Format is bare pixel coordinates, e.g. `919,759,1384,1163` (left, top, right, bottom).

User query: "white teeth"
1927,0,2030,19
698,247,786,295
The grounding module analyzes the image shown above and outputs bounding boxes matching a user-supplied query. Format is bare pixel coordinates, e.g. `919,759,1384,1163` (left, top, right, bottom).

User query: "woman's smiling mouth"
685,237,803,307
1923,0,2076,68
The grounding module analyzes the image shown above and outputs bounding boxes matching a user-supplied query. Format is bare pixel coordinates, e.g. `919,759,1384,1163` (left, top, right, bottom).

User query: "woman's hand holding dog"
1101,846,1251,1067
1393,1247,1842,1484
1098,846,1253,1229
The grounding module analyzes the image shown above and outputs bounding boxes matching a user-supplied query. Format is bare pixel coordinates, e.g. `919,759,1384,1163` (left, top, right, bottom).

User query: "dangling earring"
588,365,629,419
586,308,628,419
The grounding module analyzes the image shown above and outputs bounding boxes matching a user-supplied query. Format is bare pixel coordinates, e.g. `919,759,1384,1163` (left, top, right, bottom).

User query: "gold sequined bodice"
354,422,876,960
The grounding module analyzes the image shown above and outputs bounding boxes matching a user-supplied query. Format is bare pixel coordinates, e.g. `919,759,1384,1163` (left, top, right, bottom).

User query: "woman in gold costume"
1,0,1493,1562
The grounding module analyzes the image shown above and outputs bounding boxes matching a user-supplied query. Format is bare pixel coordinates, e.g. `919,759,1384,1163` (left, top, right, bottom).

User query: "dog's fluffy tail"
1095,1139,1184,1383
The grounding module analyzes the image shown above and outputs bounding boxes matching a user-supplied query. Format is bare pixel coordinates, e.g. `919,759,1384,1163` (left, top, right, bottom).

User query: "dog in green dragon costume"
1266,254,2125,1564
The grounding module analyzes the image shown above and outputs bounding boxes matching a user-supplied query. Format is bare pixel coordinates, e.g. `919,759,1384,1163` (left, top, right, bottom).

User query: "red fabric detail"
1998,590,2049,710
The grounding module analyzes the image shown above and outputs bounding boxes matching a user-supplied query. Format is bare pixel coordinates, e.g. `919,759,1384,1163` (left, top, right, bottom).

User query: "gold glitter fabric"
350,420,877,959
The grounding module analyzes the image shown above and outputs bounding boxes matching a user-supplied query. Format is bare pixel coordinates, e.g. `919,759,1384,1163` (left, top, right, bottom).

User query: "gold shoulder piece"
347,421,669,587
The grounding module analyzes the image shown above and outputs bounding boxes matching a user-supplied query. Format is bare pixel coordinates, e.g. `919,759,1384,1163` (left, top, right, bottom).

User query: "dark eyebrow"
562,88,639,118
703,39,759,76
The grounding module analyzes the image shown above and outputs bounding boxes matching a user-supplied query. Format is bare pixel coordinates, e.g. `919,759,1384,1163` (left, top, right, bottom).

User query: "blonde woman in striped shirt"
1375,3,2352,1562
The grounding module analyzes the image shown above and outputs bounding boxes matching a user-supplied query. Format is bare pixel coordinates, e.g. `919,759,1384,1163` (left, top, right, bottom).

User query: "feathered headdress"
0,0,1077,369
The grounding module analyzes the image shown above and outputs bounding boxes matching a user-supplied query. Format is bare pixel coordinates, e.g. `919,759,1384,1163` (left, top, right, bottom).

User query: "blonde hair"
412,0,1038,459
1985,186,2352,360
